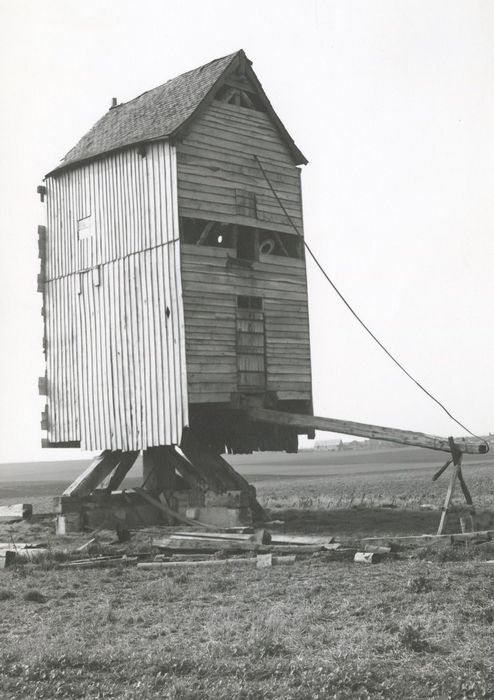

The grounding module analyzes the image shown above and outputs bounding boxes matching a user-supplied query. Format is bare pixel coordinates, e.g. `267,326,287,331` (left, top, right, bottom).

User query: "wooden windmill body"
38,50,313,528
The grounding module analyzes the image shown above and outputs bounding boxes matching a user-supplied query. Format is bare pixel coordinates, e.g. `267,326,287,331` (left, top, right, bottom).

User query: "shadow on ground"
271,507,471,537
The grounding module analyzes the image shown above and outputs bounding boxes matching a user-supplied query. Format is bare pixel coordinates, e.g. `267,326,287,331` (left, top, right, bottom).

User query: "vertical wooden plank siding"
44,142,188,450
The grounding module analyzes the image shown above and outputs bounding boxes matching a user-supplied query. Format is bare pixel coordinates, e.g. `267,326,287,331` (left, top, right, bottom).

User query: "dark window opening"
180,218,235,248
258,230,303,259
215,84,265,112
180,218,303,261
237,225,256,260
237,295,263,310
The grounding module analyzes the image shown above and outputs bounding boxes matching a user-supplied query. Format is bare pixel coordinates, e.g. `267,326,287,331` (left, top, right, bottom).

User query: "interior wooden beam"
196,220,216,245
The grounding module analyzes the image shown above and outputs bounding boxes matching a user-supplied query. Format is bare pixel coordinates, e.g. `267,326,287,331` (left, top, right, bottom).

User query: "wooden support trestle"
57,429,265,532
436,437,475,535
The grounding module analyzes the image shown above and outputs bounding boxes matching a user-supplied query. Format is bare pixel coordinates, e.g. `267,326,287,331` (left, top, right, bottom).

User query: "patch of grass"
0,589,15,601
407,573,434,593
23,589,47,603
397,621,431,652
2,456,494,698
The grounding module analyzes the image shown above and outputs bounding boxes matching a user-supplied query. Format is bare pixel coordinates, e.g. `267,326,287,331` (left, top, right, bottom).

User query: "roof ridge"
46,49,306,176
115,50,242,110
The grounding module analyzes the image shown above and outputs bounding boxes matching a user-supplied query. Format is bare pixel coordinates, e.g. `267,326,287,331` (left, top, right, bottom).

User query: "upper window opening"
77,215,94,241
180,218,303,261
237,225,256,261
180,219,234,248
258,230,302,259
215,84,265,112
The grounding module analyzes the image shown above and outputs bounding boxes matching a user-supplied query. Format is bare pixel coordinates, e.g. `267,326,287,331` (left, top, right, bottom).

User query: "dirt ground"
1,451,494,699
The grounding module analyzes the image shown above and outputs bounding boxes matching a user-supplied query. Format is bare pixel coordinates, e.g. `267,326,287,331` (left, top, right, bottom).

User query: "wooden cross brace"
436,436,475,535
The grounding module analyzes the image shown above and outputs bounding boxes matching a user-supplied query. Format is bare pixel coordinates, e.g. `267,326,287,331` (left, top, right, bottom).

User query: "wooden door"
236,309,266,391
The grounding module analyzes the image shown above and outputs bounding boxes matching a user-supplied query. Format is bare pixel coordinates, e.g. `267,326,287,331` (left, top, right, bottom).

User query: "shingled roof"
48,50,306,175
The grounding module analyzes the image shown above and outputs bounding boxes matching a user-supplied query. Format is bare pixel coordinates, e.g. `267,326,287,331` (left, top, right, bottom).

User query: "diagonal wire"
254,154,487,448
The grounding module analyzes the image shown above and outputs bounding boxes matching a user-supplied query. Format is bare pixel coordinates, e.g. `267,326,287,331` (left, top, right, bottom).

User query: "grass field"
1,448,494,698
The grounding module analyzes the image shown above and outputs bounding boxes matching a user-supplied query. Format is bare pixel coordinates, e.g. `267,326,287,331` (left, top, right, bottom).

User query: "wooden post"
436,438,463,535
142,447,180,492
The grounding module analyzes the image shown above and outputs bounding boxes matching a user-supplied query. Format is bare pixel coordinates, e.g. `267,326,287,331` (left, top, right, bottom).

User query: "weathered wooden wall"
44,142,188,450
177,99,303,234
180,246,312,404
176,98,311,405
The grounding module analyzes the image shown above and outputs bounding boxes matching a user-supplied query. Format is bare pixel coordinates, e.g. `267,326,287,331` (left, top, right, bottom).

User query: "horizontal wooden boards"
181,245,311,403
176,100,304,235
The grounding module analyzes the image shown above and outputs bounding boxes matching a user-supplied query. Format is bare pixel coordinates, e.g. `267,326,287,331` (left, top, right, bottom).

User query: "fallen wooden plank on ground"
269,534,335,546
361,530,494,547
60,556,138,569
155,553,215,562
170,529,270,543
311,549,358,561
0,543,46,550
153,537,325,554
0,504,32,522
137,555,296,570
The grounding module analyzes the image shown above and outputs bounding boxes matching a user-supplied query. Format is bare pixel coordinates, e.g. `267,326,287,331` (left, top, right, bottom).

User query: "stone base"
54,488,254,532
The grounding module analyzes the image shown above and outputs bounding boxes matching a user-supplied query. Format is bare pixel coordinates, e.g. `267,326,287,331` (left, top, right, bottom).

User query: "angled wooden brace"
436,437,474,535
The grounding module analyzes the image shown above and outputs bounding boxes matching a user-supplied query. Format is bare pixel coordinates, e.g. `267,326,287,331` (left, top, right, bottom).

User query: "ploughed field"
1,445,494,515
0,447,494,698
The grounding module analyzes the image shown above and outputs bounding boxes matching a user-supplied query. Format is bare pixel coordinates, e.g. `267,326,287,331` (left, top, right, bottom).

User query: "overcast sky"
0,0,493,462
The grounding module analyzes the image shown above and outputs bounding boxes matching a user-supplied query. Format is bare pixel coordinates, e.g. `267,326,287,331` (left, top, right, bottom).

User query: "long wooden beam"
245,407,488,455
